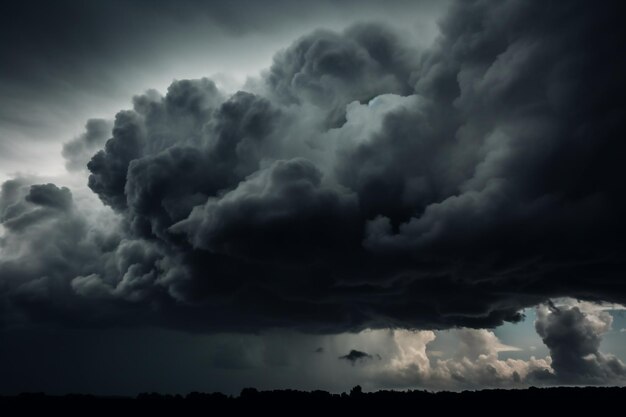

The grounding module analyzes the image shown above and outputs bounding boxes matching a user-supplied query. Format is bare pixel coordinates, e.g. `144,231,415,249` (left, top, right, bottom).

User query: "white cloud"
336,327,552,390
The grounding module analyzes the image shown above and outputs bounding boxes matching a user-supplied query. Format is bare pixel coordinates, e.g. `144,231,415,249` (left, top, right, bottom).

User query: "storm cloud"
535,302,626,384
1,0,625,341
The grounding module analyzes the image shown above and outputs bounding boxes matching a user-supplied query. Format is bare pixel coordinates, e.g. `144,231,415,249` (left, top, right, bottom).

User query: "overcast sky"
1,0,625,395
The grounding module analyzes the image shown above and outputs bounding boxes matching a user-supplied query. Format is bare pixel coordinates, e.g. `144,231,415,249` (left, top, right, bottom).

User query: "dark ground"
1,386,623,414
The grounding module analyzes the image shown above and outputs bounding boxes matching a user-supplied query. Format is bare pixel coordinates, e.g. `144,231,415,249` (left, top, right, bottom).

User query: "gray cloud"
265,23,418,126
0,178,122,328
26,183,73,211
62,119,112,172
87,110,147,211
170,158,358,263
339,349,374,365
0,0,625,338
535,303,626,384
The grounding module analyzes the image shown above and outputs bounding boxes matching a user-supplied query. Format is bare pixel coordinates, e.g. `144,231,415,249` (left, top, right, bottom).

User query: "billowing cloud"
265,23,418,126
371,328,552,390
535,302,626,384
1,0,625,341
171,158,358,263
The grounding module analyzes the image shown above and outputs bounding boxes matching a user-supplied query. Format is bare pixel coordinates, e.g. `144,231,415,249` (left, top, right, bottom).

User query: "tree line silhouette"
1,386,623,413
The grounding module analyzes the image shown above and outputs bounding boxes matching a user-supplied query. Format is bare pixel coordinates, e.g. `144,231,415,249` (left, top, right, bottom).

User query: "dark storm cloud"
90,78,226,230
87,110,146,211
25,184,73,211
171,158,358,263
265,23,418,125
0,179,110,327
1,0,625,335
339,350,373,364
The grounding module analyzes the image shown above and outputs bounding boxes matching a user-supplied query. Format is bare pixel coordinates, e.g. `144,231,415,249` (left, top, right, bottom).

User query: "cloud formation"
62,119,113,172
359,327,551,390
1,0,625,339
339,350,374,365
535,302,626,384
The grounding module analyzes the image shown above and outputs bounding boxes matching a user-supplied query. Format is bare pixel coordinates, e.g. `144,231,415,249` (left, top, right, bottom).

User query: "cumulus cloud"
0,178,124,328
535,302,626,384
265,23,418,126
170,158,358,263
0,0,625,341
371,328,552,390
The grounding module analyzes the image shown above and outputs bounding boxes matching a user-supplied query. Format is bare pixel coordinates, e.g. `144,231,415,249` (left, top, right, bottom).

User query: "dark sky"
1,0,625,394
0,0,444,179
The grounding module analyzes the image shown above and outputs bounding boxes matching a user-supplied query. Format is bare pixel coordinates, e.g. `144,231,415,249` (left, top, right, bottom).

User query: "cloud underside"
1,0,625,345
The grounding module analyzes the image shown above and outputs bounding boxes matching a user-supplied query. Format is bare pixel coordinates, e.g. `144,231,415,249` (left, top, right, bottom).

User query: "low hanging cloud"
339,350,374,365
1,0,625,337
